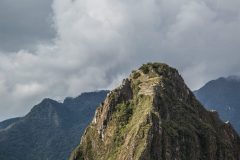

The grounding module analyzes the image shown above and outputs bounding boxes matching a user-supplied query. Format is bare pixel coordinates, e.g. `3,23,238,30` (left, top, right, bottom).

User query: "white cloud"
0,0,240,120
13,83,46,98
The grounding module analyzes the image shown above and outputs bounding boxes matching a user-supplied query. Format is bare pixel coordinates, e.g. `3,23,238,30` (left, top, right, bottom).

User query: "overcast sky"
0,0,240,121
0,0,55,52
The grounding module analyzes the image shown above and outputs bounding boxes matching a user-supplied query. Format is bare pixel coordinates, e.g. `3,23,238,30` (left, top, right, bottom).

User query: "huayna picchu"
70,63,240,160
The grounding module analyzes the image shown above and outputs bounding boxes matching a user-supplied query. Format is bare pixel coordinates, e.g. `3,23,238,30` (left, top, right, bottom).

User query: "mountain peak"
133,63,178,79
128,63,190,101
40,98,59,105
70,63,240,160
194,75,240,133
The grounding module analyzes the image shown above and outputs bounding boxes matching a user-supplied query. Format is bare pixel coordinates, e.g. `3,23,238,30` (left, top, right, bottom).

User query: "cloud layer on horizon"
0,0,240,120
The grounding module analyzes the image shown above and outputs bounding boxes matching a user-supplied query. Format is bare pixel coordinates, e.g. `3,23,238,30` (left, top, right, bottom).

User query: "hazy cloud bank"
0,0,240,120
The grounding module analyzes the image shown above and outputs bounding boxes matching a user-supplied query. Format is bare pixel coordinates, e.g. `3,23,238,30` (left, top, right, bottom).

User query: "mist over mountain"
0,91,108,160
194,76,240,133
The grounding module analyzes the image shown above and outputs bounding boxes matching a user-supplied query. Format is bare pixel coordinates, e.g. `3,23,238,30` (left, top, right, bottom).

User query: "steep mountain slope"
0,117,22,130
0,91,108,160
194,76,240,133
70,63,240,160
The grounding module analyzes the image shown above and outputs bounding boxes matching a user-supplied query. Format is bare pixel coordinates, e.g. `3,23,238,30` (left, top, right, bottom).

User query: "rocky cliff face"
70,63,240,160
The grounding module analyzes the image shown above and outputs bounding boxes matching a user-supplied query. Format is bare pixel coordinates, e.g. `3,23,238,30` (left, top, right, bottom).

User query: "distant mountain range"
0,91,108,160
194,76,240,133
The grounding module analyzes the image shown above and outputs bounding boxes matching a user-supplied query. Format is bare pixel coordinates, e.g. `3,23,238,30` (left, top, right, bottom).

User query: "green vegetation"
132,71,141,79
107,95,152,159
139,64,150,74
70,63,240,160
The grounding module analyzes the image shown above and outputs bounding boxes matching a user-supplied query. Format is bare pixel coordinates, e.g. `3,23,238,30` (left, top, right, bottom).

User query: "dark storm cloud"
0,0,240,121
0,0,55,52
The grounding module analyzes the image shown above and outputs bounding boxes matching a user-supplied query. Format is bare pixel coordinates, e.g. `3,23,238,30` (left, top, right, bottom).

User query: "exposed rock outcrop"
70,63,240,160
